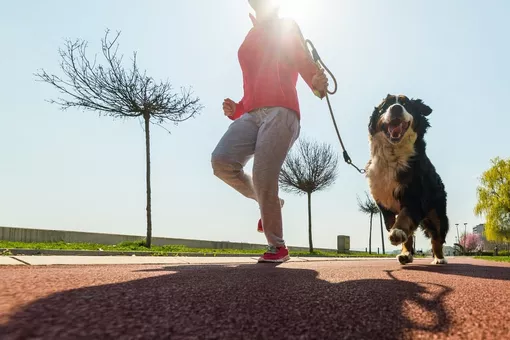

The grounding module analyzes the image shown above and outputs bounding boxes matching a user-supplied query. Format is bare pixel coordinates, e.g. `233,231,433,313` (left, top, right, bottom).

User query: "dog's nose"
390,104,403,116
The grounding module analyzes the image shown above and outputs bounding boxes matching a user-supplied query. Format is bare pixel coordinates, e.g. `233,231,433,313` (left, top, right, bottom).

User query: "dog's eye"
398,95,409,105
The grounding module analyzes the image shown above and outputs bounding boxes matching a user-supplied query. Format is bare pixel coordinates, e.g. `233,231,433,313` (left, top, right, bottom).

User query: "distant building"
423,245,455,256
473,224,485,235
443,246,455,256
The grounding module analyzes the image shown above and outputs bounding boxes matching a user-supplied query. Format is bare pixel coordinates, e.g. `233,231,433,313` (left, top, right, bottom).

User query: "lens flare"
279,0,316,23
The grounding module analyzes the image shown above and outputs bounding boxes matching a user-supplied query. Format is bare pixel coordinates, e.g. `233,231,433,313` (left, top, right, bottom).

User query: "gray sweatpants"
211,107,300,247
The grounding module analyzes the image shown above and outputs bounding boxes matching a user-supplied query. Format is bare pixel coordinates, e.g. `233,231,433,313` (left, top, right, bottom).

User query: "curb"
1,248,396,259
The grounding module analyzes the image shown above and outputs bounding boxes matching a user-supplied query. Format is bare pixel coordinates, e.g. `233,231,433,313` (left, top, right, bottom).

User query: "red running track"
1,257,509,339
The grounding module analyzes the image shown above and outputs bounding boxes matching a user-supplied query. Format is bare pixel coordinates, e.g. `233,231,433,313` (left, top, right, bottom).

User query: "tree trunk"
379,211,385,254
307,192,313,253
144,113,153,248
369,213,373,254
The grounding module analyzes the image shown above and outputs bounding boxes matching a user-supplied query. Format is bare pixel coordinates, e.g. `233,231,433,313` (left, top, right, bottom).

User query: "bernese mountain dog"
365,94,449,265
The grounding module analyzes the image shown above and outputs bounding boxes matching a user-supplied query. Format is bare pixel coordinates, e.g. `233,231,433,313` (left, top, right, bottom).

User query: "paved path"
1,257,509,339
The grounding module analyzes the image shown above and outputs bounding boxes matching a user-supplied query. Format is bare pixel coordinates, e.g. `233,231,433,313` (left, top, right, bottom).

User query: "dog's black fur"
365,94,449,265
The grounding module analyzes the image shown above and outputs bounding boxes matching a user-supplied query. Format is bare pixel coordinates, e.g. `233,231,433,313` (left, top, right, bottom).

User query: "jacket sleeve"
228,98,245,121
282,19,326,99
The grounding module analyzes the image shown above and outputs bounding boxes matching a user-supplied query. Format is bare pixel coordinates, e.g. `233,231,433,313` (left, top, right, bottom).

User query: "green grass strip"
0,240,394,257
474,256,510,263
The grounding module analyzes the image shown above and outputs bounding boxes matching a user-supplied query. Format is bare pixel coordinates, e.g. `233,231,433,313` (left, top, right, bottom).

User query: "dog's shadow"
0,264,455,340
402,260,510,280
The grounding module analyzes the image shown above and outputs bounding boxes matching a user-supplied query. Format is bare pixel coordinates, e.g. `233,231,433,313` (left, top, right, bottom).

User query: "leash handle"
305,39,337,95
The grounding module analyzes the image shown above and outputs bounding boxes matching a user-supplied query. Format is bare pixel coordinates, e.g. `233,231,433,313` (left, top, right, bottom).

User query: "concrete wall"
0,226,338,253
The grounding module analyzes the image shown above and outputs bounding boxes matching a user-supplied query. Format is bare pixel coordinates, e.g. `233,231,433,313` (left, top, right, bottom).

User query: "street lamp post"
455,223,460,244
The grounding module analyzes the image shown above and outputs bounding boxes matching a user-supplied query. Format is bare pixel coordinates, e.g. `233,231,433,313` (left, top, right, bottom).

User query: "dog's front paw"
389,229,408,246
431,257,448,265
397,252,413,265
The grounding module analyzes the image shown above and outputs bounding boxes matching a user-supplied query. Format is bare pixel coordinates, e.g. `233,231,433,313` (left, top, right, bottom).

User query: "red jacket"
229,14,325,121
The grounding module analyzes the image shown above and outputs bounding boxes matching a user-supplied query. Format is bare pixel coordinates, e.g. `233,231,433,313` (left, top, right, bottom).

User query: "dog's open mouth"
383,119,410,142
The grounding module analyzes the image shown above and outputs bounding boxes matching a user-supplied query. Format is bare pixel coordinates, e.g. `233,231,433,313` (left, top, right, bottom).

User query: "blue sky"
1,0,509,252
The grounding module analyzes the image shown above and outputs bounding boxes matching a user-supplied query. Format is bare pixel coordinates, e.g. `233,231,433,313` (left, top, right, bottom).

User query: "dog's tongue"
389,124,402,138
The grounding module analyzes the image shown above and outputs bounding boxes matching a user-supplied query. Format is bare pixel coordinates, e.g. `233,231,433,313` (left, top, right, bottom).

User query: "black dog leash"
304,39,366,175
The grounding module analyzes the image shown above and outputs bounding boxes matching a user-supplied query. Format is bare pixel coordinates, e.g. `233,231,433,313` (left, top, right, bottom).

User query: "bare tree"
279,137,339,253
357,192,380,254
35,29,203,248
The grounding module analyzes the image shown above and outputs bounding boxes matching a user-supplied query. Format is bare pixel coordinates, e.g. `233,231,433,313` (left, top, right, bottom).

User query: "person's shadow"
0,263,456,340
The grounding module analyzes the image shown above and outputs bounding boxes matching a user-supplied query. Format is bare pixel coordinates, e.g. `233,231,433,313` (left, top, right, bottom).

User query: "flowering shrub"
460,233,484,252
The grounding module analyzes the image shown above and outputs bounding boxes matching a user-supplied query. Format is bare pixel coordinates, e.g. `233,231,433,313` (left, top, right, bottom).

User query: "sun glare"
279,0,317,23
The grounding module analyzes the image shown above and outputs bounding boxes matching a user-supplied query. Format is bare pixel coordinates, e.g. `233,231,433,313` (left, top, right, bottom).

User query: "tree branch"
279,137,339,196
34,28,203,128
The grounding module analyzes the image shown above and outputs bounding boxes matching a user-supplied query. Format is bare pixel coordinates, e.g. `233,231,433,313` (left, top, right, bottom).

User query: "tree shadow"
0,264,453,340
402,261,510,280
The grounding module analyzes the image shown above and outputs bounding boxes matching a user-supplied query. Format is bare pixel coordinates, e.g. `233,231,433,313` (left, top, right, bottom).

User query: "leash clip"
343,150,366,175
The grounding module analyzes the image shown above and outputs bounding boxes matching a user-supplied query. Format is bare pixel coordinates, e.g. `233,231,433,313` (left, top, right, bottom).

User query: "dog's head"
368,94,432,146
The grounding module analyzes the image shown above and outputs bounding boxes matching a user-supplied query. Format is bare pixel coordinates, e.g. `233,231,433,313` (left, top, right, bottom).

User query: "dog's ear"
377,96,389,110
411,98,433,116
368,107,379,134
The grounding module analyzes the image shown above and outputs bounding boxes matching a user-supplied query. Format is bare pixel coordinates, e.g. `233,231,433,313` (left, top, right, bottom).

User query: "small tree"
474,157,510,242
279,138,339,253
357,192,379,254
35,30,203,247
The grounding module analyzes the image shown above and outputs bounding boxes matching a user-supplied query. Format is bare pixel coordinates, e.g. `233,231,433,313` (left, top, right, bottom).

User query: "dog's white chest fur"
366,133,416,213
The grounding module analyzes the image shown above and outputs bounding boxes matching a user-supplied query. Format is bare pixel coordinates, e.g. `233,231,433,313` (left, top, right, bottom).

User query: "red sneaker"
257,199,285,233
258,246,290,263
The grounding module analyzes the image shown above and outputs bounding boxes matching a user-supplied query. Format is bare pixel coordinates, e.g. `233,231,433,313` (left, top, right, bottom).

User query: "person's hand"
223,98,236,117
312,68,328,94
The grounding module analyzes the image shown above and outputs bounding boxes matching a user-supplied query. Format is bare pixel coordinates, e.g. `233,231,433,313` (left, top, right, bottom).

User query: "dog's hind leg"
397,233,414,265
426,209,448,265
431,240,447,264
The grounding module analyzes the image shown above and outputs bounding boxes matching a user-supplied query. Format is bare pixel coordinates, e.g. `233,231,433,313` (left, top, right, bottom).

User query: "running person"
211,0,328,263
